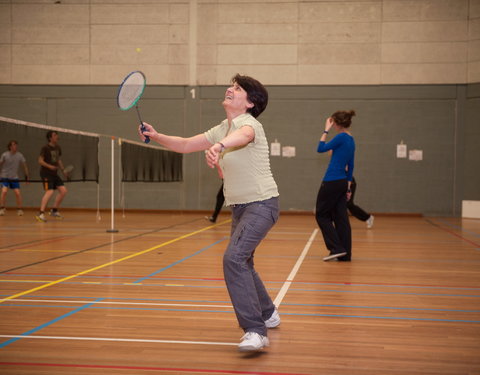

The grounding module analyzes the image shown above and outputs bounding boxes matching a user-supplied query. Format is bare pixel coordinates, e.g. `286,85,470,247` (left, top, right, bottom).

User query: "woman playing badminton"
139,74,279,352
316,110,356,262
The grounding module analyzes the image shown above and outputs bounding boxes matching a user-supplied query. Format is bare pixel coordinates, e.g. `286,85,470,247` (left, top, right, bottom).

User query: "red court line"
291,280,480,289
5,272,225,281
0,362,312,375
427,219,480,248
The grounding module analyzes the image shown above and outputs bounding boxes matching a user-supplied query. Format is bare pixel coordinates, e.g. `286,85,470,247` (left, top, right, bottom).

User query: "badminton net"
0,116,99,183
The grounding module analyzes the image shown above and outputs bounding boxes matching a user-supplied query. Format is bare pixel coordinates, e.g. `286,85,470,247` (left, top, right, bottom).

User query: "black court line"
0,235,77,252
0,218,202,274
3,179,97,183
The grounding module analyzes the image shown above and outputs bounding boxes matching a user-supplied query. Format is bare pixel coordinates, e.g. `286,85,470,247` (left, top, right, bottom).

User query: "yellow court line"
0,219,231,304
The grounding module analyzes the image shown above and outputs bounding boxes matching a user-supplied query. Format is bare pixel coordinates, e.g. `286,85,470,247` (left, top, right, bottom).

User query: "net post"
106,136,119,233
96,183,101,222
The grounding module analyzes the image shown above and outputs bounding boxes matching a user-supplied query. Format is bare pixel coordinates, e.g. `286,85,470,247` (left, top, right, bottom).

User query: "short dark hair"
331,110,356,128
46,130,57,141
7,140,17,150
232,74,268,118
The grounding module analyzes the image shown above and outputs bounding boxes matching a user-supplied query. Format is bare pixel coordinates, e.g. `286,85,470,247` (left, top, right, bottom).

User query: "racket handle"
140,123,150,144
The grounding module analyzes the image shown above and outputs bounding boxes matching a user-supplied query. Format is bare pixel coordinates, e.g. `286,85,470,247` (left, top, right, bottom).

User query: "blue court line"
2,303,478,324
3,300,478,313
2,285,480,297
2,276,480,291
132,237,228,284
280,312,480,324
290,282,480,290
287,288,480,298
0,298,103,349
282,303,480,313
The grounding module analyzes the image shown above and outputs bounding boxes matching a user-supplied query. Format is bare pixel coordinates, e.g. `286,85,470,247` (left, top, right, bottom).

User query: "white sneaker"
49,209,63,219
17,209,24,216
238,332,269,352
0,208,5,216
35,212,47,222
265,308,280,328
366,215,374,229
323,252,347,261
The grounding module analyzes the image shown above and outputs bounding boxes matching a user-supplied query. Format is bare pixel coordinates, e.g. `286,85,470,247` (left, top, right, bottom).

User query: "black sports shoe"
323,252,347,261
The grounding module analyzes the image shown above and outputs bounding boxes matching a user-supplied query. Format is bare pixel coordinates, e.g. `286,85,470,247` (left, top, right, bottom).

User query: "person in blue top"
316,110,356,261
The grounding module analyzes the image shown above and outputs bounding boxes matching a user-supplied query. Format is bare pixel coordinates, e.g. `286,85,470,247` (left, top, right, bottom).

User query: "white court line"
274,228,318,307
9,298,232,309
1,232,318,350
0,335,237,346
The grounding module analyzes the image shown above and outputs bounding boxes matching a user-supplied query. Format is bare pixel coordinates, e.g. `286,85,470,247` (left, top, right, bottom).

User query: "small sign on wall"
282,146,296,158
409,149,423,161
271,140,281,156
397,143,407,158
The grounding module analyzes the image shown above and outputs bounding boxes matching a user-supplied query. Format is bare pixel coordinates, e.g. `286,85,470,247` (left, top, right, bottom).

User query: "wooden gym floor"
0,209,479,375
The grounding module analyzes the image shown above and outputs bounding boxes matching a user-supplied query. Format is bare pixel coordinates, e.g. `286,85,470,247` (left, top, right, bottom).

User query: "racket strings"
118,72,145,110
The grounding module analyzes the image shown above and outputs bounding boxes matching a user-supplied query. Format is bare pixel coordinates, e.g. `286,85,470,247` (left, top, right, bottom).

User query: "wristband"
323,130,329,134
218,142,225,152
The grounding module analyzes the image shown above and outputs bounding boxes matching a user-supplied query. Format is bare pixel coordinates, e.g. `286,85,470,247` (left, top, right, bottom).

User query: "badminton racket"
63,165,74,180
117,70,149,143
63,165,74,173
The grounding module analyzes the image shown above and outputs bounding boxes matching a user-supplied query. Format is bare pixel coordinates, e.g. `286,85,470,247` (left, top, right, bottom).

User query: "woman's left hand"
205,143,222,168
346,189,352,201
325,117,334,132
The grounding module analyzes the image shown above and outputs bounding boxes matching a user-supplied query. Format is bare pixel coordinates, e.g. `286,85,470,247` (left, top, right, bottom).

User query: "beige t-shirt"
204,113,279,206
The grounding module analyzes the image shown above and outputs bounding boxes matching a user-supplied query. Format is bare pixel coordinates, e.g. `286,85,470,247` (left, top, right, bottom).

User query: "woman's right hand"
138,122,157,142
